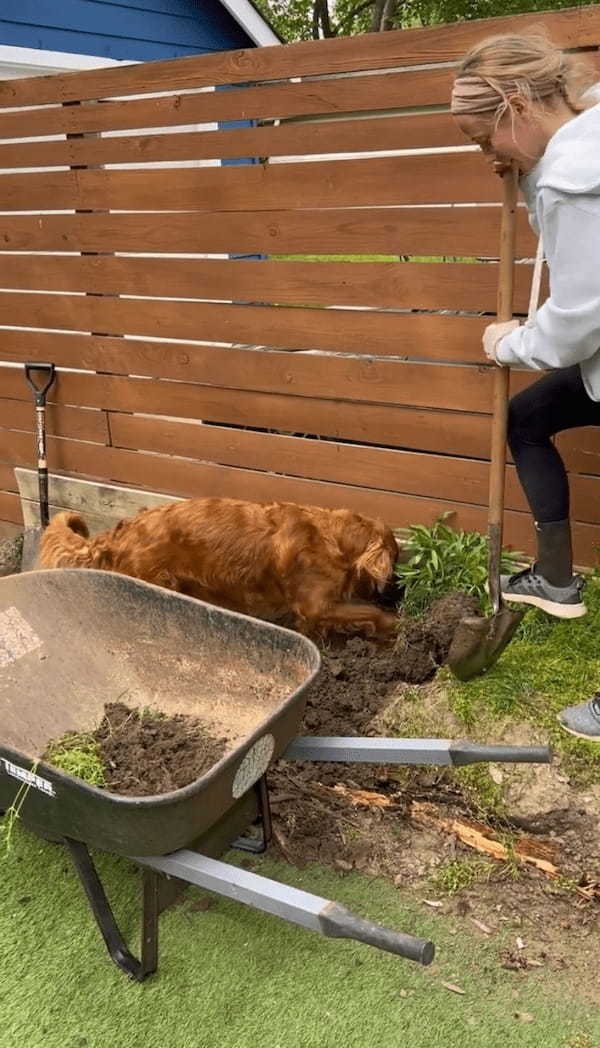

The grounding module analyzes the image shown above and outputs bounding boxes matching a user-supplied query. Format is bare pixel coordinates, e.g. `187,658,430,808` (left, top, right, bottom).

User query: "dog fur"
39,497,399,639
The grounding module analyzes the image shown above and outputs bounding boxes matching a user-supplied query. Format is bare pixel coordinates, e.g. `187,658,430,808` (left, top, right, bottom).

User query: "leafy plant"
394,514,523,618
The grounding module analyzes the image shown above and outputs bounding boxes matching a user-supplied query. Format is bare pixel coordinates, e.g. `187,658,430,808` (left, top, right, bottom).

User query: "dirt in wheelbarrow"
46,702,228,796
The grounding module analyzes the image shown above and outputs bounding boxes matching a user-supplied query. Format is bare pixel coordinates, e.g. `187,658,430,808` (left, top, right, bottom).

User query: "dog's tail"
39,511,93,569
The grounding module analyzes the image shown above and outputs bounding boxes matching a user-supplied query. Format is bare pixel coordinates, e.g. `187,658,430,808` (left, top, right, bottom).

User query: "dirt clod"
94,702,227,796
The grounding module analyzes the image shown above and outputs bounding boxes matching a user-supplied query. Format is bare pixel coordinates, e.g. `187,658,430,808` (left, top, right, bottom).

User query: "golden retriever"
39,497,399,639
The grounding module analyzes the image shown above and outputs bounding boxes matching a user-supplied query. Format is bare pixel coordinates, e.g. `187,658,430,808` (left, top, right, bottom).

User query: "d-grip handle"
25,362,55,405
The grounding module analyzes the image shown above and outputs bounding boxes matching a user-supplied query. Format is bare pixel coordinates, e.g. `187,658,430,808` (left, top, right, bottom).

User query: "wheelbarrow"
0,569,552,982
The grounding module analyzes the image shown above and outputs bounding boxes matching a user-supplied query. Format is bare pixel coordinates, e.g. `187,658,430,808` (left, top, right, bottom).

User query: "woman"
451,33,600,739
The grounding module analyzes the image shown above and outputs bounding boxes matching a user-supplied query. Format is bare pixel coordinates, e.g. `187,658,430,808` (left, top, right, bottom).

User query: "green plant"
44,733,106,788
137,706,166,723
430,858,492,895
0,761,39,858
454,764,507,818
394,514,522,618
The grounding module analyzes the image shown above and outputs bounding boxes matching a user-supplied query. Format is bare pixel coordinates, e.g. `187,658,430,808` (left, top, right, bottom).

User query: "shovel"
448,165,531,681
20,362,56,571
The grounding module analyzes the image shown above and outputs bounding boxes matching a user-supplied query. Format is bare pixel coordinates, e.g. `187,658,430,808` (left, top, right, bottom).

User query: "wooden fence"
1,5,600,560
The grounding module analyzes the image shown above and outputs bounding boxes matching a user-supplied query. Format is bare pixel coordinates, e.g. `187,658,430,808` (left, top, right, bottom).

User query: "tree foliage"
253,0,578,42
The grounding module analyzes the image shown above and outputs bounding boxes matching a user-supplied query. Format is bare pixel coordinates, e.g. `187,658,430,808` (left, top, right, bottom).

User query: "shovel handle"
24,362,55,530
488,164,519,612
25,362,55,406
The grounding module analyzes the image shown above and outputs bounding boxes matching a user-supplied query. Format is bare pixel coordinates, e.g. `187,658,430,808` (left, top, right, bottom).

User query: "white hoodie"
495,99,600,400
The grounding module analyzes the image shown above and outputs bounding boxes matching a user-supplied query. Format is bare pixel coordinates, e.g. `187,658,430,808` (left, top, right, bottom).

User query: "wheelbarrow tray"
0,569,320,856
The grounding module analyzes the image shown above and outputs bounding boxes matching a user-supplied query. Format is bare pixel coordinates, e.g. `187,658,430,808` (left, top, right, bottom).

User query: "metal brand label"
1,759,55,797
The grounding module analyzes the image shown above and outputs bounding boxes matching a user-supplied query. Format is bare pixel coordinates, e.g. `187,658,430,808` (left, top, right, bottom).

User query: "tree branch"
382,0,399,30
371,0,386,31
312,0,320,38
319,0,335,37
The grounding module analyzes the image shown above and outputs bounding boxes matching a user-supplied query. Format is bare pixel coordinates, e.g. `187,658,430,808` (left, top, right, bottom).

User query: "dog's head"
355,528,398,592
338,514,398,594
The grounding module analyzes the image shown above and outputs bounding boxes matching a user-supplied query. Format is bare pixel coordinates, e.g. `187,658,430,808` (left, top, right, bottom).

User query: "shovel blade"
447,605,525,682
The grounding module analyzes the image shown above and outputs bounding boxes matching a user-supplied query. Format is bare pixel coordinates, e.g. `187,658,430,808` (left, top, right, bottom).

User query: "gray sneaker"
557,694,600,740
500,568,586,619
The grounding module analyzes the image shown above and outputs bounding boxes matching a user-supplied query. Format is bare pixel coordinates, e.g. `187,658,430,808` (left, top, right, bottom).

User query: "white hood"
534,102,600,196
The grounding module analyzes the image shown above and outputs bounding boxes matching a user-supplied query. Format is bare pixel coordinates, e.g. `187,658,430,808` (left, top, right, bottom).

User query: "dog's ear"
355,540,394,588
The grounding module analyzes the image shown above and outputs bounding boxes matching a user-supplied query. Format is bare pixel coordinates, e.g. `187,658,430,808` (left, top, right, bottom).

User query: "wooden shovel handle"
489,163,519,531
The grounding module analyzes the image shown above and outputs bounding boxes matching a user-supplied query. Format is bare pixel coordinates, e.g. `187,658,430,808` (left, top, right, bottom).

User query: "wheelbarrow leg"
64,837,157,981
231,776,273,855
141,869,160,976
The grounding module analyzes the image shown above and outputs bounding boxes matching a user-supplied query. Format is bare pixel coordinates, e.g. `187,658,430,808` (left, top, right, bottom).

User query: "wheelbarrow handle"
449,741,552,766
25,362,55,405
320,903,434,965
134,850,435,966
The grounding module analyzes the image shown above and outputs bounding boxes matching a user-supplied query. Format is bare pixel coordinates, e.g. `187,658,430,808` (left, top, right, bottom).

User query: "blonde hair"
450,32,594,120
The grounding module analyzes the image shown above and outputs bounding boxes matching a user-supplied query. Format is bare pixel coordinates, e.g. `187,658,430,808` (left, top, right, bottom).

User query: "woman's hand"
483,320,520,362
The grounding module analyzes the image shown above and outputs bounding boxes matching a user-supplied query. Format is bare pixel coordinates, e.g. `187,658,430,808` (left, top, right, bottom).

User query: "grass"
1,824,598,1048
44,733,106,788
42,706,165,789
453,764,507,819
430,858,493,895
444,581,600,786
388,515,599,786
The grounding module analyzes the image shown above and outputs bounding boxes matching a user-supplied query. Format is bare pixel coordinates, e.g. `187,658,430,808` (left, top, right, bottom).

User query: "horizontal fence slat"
5,362,595,504
0,490,22,524
3,426,599,563
108,412,532,511
0,6,596,107
0,343,493,455
0,208,536,257
0,462,16,492
1,360,494,414
109,413,493,506
0,293,492,361
558,429,600,476
15,58,600,144
0,397,108,443
106,414,600,524
0,425,525,540
0,153,500,212
0,113,465,170
0,256,545,314
0,69,455,142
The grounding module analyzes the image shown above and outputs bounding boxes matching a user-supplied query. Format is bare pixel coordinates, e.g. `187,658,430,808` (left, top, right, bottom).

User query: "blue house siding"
0,0,253,61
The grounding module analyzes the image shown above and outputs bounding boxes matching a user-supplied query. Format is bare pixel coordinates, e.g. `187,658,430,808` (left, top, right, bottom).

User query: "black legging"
508,364,600,523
